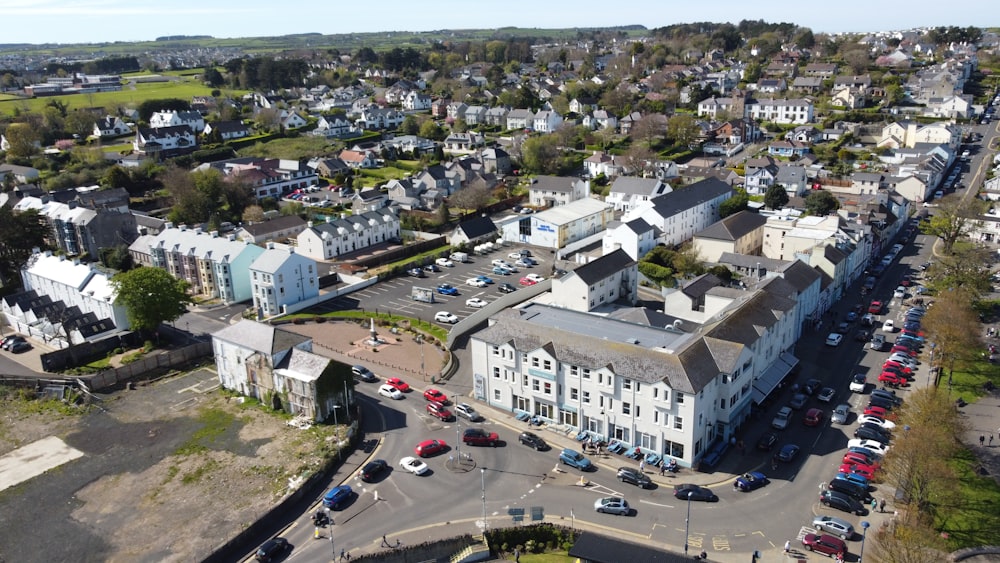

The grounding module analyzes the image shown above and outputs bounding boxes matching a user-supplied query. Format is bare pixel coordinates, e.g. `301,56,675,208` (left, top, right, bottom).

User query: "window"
531,357,540,368
582,391,590,404
676,393,685,405
582,368,591,380
492,345,500,356
543,360,552,371
570,366,579,377
531,379,540,392
622,402,631,415
674,416,683,430
522,374,529,386
493,366,501,379
543,382,552,395
570,387,578,400
622,379,632,391
494,389,501,401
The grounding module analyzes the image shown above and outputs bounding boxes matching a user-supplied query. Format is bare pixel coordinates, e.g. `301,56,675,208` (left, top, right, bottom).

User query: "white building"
249,244,320,318
500,198,613,249
295,209,400,261
746,98,814,124
528,175,590,207
549,249,638,312
606,177,672,213
149,109,205,133
602,218,656,262
624,178,732,247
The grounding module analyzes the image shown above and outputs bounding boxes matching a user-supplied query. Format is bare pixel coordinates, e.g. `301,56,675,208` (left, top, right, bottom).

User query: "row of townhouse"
295,208,400,262
195,157,318,201
468,249,810,469
12,189,137,258
697,93,814,124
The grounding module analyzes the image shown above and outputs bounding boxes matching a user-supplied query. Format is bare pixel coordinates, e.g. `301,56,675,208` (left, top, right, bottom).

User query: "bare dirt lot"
0,368,341,563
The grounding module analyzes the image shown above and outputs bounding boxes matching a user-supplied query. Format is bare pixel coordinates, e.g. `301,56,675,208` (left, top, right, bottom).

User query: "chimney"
228,234,237,241
288,247,295,254
266,242,275,250
307,221,314,228
165,222,175,229
210,230,218,238
194,227,203,235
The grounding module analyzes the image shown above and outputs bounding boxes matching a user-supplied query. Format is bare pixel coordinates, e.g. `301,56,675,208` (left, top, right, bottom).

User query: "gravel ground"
0,368,339,563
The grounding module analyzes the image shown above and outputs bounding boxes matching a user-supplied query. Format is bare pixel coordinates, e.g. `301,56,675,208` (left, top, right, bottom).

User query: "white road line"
638,499,675,508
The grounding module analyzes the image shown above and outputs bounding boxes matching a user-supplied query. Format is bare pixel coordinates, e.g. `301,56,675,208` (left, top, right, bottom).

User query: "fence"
85,341,213,391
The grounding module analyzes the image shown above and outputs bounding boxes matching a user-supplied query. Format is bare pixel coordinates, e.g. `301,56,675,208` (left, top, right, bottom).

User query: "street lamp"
332,404,341,426
684,490,693,555
859,520,870,562
480,467,487,532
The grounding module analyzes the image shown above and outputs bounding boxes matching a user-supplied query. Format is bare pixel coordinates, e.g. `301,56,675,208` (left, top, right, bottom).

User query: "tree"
447,182,492,211
719,188,749,218
923,243,992,297
242,205,266,223
638,244,705,288
763,183,789,210
920,195,985,254
866,510,950,563
0,208,49,287
921,287,981,385
804,189,839,216
419,119,445,141
666,114,700,148
630,114,667,146
64,111,97,140
520,135,562,175
99,245,134,272
623,144,657,177
110,267,193,334
2,122,40,158
100,165,132,191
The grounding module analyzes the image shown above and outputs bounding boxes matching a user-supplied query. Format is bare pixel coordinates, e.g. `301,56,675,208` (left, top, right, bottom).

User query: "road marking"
638,499,674,508
796,526,813,540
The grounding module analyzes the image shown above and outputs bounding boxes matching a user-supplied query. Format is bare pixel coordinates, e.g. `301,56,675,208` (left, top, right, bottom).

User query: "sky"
0,0,995,45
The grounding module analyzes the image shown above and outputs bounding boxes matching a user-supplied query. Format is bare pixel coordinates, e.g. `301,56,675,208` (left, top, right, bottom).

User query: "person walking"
659,463,666,476
639,459,645,473
981,435,986,447
871,498,877,512
880,498,886,513
784,540,790,553
991,434,995,447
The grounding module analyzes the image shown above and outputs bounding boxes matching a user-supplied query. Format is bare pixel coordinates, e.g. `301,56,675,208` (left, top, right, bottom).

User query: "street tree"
763,183,789,210
920,286,981,384
666,114,700,148
923,242,992,297
804,189,840,216
242,205,266,223
866,510,950,563
110,266,193,335
520,135,563,175
920,195,985,254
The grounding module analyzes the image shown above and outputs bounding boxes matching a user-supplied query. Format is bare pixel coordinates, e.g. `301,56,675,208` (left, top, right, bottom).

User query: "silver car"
454,403,484,422
831,404,851,425
812,515,855,539
594,496,631,515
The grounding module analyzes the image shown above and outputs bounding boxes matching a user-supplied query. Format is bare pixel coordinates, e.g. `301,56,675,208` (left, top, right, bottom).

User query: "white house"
549,249,638,312
745,98,814,124
532,110,563,133
402,91,432,111
602,218,656,261
93,116,132,138
149,109,205,133
528,175,590,207
134,125,198,156
312,115,356,138
624,178,733,247
606,177,672,213
506,109,534,130
691,210,768,263
249,244,319,318
295,209,400,261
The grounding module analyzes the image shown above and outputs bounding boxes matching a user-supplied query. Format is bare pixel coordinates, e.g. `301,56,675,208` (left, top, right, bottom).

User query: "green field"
0,78,246,117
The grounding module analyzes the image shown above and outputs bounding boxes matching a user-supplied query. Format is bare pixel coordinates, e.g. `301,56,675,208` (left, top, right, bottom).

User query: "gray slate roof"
572,249,635,285
696,210,766,241
213,319,311,356
649,178,732,218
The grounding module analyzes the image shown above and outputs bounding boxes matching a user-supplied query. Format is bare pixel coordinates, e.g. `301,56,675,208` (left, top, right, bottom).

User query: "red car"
839,462,878,480
519,276,537,286
882,361,912,374
804,408,825,427
890,346,918,357
414,439,448,457
423,388,449,405
878,372,906,387
868,301,883,314
864,405,888,418
426,402,454,421
385,377,411,392
843,452,880,469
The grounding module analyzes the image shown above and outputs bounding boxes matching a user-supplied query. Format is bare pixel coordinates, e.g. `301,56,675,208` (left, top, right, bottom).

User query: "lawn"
943,356,1000,400
936,447,1000,549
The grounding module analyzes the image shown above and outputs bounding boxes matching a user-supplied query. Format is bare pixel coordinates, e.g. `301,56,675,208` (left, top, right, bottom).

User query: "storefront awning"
752,354,799,404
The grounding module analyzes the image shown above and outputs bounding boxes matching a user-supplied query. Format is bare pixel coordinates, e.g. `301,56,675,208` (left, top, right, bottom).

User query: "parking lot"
314,245,552,325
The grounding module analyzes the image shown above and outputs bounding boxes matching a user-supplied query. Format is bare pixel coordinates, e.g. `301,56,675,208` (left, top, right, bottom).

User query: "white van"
449,252,469,263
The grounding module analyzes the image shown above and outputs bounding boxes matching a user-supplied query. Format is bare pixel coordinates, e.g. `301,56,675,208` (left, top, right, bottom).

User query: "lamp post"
332,404,341,426
480,467,487,532
684,490,693,555
859,520,870,562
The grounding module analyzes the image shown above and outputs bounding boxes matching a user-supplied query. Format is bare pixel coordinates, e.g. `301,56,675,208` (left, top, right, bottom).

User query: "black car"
674,484,718,502
859,422,891,439
498,283,517,294
518,431,548,451
854,425,890,445
868,396,896,411
1,335,26,351
351,365,378,383
9,340,31,353
424,264,441,273
617,467,652,488
854,329,871,342
804,378,822,396
407,267,425,277
255,537,290,562
820,490,867,516
359,459,388,482
756,432,778,451
871,389,903,406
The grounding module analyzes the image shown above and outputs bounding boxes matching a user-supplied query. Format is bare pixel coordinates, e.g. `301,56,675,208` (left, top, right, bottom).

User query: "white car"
894,286,906,299
882,320,895,333
399,456,429,475
435,258,454,268
771,406,792,430
466,298,488,308
817,387,836,403
508,252,524,260
831,403,851,425
526,273,545,283
858,415,896,430
847,439,890,456
434,311,458,324
515,259,533,268
491,259,511,268
888,354,916,368
466,277,487,288
849,374,867,393
378,384,403,400
825,333,843,347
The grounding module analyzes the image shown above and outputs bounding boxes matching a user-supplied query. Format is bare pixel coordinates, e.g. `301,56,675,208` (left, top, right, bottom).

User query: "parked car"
617,467,652,488
812,515,855,540
804,408,825,427
435,258,454,268
1,335,26,351
322,485,353,509
825,333,843,346
756,432,778,451
8,340,31,353
870,389,902,406
559,449,593,471
466,277,487,288
593,496,631,515
462,428,499,446
847,439,889,456
424,264,440,273
854,425,890,444
407,267,425,278
414,439,448,457
801,533,847,558
817,387,836,403
674,484,718,502
518,431,548,451
426,402,454,421
858,415,896,430
436,284,459,296
849,374,867,393
772,406,793,430
498,283,517,293
434,311,458,324
820,490,867,515
882,319,895,333
519,276,538,286
804,379,822,395
734,471,769,492
870,334,886,351
789,393,808,410
423,388,449,405
828,477,870,501
492,266,512,276
455,403,484,422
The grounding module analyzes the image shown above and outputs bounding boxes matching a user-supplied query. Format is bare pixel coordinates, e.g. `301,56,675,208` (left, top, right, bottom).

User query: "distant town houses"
195,157,318,200
295,209,400,261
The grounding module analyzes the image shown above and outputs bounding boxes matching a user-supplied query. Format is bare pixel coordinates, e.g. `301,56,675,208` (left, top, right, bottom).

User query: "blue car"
776,443,800,462
734,471,769,492
558,448,594,471
436,284,459,296
475,275,494,284
322,485,353,509
837,471,870,488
